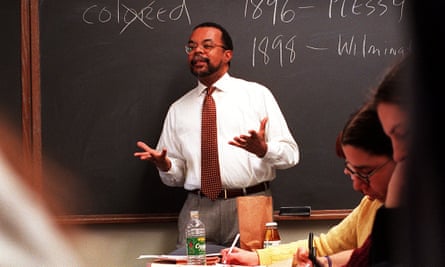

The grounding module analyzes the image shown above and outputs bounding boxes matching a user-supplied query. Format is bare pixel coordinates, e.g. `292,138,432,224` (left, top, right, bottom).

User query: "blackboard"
1,1,22,128
38,0,411,216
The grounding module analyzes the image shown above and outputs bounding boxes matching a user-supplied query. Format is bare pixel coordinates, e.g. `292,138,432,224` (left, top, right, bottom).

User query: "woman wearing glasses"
222,104,396,266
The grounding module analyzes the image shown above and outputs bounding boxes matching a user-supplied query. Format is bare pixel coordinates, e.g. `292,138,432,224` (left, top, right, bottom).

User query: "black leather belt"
190,182,270,200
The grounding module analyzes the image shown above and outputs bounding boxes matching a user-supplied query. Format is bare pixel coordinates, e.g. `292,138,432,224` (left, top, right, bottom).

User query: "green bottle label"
186,236,206,255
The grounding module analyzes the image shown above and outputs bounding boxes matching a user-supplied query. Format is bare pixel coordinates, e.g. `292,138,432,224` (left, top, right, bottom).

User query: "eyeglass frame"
185,41,227,54
344,159,392,184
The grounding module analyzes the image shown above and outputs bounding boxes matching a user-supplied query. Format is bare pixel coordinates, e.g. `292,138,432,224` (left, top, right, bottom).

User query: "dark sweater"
343,206,406,267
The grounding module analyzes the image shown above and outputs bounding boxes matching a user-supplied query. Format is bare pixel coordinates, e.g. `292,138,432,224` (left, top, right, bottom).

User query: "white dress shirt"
157,73,299,190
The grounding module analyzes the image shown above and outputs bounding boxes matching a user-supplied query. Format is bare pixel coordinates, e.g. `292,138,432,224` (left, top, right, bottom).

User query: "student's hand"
292,247,313,267
220,247,260,266
134,141,171,171
229,117,268,157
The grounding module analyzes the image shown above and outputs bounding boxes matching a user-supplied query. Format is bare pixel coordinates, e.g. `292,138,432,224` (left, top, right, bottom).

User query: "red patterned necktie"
201,86,222,200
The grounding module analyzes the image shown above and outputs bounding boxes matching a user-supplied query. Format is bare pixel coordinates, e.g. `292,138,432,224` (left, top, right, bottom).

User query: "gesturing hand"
133,141,171,171
229,117,268,158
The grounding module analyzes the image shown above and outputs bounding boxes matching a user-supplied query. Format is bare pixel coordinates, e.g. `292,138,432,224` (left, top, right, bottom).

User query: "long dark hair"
371,55,414,109
336,104,393,159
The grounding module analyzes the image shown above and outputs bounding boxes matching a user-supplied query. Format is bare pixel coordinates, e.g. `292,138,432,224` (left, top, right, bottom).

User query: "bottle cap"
265,222,277,227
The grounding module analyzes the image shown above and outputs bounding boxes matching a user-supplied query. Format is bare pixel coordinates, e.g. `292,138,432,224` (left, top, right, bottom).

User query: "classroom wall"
71,220,341,267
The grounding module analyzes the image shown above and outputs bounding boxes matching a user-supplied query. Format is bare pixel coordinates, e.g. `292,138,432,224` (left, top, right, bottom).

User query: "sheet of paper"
137,255,186,260
137,253,221,260
215,264,266,267
149,264,265,267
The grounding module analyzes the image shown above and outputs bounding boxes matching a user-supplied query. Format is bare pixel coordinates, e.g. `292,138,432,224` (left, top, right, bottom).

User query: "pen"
308,232,322,267
223,233,240,264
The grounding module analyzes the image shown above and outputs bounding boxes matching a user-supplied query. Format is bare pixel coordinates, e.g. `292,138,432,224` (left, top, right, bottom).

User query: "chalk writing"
244,0,405,24
244,0,315,25
82,0,191,34
252,35,297,67
336,34,409,57
328,0,405,22
305,34,409,57
80,0,409,67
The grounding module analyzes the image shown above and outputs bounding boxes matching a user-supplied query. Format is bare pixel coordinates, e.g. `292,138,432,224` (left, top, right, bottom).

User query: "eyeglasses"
185,41,227,54
344,159,392,184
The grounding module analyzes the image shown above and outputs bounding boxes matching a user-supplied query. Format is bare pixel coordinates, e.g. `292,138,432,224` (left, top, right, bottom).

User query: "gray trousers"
176,189,271,248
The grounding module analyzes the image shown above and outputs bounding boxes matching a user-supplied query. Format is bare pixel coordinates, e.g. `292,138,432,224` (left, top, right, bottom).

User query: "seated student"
293,55,412,267
221,104,396,266
367,54,412,267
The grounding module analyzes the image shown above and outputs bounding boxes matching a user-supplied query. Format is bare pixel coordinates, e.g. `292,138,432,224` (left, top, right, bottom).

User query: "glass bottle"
263,221,281,248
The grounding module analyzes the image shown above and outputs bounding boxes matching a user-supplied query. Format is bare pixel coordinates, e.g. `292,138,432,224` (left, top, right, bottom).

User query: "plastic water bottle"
185,210,206,265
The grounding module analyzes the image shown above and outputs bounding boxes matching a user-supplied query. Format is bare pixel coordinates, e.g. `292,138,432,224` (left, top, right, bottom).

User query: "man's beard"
190,56,221,78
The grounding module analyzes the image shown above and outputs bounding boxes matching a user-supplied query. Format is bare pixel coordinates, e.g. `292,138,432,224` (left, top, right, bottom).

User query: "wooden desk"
57,210,352,224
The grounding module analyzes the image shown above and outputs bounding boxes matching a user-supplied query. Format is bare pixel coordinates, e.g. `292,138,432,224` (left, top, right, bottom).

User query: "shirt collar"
197,73,231,95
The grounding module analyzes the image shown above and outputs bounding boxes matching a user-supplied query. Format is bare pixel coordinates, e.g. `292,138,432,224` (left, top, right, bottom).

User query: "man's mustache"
191,55,209,65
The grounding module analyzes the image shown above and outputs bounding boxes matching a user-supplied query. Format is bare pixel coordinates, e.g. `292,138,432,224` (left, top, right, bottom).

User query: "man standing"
134,22,299,249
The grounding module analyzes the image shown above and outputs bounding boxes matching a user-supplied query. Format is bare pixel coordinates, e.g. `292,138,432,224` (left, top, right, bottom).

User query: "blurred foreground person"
0,115,84,266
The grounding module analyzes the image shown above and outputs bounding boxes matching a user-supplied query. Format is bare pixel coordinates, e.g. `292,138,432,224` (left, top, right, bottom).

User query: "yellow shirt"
257,196,382,265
